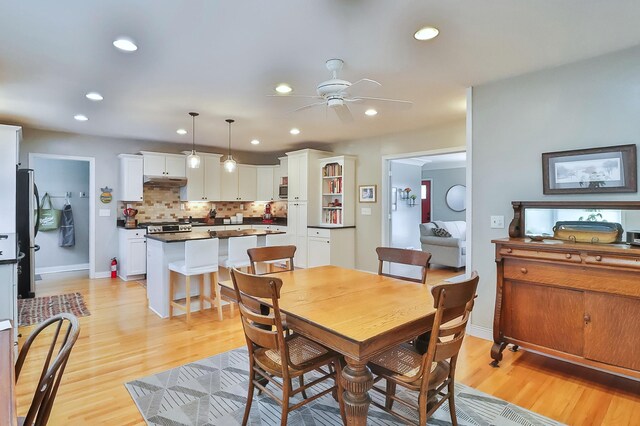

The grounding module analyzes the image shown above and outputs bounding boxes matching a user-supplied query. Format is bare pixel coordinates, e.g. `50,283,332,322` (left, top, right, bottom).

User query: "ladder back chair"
376,247,432,284
368,272,479,426
230,268,345,426
247,245,296,275
15,313,80,426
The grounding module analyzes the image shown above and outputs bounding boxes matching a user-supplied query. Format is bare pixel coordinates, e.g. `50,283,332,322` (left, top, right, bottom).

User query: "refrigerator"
16,168,39,299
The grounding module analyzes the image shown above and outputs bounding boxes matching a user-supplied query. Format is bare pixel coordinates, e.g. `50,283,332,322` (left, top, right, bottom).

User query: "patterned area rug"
17,292,90,326
125,347,564,426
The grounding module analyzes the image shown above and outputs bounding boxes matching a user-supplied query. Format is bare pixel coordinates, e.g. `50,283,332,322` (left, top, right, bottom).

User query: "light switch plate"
490,215,505,229
99,209,111,217
361,207,372,216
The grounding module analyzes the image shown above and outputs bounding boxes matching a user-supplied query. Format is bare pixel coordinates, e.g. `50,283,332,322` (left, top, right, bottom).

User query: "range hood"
143,175,188,187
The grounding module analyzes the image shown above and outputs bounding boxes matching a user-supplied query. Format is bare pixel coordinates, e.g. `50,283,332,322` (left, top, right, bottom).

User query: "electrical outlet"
490,215,505,229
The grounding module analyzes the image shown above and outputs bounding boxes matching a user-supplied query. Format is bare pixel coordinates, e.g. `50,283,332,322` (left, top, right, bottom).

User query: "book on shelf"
323,208,342,224
323,162,343,177
327,177,342,194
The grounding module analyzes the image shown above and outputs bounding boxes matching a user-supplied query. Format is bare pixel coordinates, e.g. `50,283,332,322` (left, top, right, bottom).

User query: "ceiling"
393,152,466,170
2,1,640,152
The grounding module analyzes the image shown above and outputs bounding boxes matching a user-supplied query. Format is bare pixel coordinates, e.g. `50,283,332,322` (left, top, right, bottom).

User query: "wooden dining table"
219,265,438,425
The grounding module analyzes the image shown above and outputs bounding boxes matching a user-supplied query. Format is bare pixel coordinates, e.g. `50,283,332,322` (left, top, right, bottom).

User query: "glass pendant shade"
223,156,237,172
187,151,201,169
187,111,201,169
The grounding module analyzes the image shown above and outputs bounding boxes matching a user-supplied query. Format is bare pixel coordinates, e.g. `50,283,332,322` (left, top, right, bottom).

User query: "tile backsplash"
118,186,287,222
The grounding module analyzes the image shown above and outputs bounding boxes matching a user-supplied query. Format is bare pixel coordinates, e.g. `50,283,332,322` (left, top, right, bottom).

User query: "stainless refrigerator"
16,168,39,299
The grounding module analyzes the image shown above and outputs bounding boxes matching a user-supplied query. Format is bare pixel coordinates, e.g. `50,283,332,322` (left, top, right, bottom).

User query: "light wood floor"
16,269,640,425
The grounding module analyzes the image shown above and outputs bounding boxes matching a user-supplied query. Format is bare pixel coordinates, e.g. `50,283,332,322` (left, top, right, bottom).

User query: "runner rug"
125,346,564,426
17,292,90,326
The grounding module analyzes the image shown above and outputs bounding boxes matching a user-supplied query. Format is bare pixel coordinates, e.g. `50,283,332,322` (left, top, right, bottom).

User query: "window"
421,184,427,200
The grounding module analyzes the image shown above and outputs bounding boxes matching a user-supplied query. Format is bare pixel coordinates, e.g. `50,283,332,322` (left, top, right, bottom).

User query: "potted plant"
408,194,417,206
401,187,411,199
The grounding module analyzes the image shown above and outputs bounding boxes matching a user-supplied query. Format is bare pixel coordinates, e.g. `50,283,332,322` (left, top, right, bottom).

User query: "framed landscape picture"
542,144,637,194
359,185,377,203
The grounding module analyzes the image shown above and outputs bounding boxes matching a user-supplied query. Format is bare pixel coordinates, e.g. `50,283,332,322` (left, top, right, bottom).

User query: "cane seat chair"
376,247,432,284
230,268,346,425
368,272,479,426
15,313,80,426
247,245,296,275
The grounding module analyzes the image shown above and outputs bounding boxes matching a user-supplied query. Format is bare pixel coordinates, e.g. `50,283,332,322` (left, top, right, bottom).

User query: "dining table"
219,265,439,425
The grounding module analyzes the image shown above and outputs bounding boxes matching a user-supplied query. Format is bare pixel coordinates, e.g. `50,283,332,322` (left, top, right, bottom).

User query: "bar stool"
260,233,295,273
168,238,222,328
219,235,257,317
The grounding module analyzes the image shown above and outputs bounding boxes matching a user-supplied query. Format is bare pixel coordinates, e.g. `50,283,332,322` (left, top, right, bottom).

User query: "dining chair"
15,313,80,426
367,272,479,426
376,247,432,284
220,235,258,317
247,245,296,275
168,238,223,327
230,268,346,426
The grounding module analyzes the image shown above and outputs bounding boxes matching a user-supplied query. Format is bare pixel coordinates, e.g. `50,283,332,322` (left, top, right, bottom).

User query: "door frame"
421,178,433,223
28,153,97,279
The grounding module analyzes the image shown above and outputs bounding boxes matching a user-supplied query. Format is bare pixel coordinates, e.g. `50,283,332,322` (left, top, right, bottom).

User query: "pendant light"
186,112,201,169
223,118,237,173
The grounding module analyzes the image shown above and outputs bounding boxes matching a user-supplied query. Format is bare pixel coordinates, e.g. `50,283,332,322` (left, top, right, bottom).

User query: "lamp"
186,112,201,169
223,118,237,173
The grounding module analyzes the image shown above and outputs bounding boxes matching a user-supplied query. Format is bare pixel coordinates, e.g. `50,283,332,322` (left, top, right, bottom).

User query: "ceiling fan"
271,58,412,123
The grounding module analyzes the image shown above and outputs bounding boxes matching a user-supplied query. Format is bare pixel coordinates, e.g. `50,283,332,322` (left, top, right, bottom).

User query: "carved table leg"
490,341,507,367
342,357,374,426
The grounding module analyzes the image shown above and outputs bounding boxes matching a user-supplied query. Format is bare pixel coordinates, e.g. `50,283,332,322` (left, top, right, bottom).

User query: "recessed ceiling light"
365,108,378,116
113,37,138,52
290,128,300,135
74,114,88,121
275,84,293,94
85,92,103,101
176,129,187,135
414,26,439,41
251,139,260,145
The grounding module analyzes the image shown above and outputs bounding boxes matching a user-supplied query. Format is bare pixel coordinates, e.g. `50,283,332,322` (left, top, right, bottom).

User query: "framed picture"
359,185,377,203
542,144,637,194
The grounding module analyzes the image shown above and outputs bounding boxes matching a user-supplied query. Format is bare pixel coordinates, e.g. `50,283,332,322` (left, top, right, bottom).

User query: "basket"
552,221,623,244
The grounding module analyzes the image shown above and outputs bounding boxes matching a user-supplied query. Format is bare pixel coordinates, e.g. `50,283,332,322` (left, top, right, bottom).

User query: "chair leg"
168,271,174,319
298,375,308,400
199,275,204,313
418,392,428,426
448,381,458,426
212,272,223,321
385,380,396,410
243,365,256,426
281,378,291,426
333,359,347,426
185,275,191,329
229,298,235,318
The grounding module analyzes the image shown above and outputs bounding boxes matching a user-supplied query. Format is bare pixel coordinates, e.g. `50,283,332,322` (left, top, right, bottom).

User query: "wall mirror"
446,184,466,212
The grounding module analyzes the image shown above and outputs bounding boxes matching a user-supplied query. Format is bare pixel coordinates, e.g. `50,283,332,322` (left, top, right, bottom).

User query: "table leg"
342,357,373,426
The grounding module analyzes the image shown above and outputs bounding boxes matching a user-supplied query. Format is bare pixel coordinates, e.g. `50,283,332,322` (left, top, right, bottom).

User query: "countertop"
307,225,356,229
117,217,287,228
146,229,286,243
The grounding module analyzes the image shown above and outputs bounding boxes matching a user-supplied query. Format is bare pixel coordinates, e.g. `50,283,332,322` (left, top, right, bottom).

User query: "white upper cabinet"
180,153,221,201
287,154,308,201
118,154,144,201
256,166,274,201
220,165,239,200
237,165,257,201
141,152,186,178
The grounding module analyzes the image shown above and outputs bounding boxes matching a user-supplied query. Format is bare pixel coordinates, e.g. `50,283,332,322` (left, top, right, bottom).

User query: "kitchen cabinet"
0,264,18,346
118,228,147,280
118,154,144,201
307,227,355,269
256,166,275,201
287,154,307,201
220,164,257,201
180,153,222,201
252,224,287,232
141,152,186,178
288,202,308,268
308,236,331,267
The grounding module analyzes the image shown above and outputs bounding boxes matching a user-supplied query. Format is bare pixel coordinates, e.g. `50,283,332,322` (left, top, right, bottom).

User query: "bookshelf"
319,155,355,226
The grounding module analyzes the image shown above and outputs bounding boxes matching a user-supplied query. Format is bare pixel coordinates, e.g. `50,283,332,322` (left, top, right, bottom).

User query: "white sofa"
419,221,466,269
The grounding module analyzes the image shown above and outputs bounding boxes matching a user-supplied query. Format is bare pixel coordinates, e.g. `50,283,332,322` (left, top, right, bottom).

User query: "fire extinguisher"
111,257,118,279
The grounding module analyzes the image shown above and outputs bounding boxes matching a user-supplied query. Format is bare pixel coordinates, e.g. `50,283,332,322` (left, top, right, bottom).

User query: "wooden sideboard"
491,237,640,379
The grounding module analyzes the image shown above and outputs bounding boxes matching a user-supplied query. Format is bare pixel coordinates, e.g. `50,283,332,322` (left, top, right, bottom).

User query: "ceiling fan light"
187,151,201,169
224,156,237,172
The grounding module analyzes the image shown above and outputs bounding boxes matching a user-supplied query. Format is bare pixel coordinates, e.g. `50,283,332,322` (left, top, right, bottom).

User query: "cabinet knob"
595,255,602,261
506,248,512,253
520,267,528,274
565,253,572,259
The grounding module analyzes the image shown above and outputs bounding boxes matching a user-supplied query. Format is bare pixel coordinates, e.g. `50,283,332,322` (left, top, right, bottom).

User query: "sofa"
419,221,466,269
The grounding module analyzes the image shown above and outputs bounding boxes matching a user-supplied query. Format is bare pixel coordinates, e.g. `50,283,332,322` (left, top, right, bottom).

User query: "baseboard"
117,273,146,282
36,263,89,275
467,323,493,341
93,271,111,279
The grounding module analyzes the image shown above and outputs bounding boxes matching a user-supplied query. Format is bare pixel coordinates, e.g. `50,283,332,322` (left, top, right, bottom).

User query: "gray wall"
421,167,466,222
20,127,280,275
471,45,640,331
33,158,90,271
390,161,422,250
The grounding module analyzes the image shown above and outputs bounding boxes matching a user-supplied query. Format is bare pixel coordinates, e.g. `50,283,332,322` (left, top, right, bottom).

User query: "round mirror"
446,185,466,212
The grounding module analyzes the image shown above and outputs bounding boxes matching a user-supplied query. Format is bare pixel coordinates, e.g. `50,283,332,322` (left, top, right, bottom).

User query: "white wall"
471,45,640,331
421,167,466,222
33,158,90,271
390,161,422,250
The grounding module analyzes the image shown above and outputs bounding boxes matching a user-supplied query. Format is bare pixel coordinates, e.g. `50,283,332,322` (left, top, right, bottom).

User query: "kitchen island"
146,229,286,318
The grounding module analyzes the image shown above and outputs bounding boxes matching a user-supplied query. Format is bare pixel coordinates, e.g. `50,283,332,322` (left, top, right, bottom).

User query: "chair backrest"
419,272,478,391
185,238,219,270
230,269,291,375
228,235,258,267
15,313,80,426
265,233,291,247
247,245,297,274
376,247,432,284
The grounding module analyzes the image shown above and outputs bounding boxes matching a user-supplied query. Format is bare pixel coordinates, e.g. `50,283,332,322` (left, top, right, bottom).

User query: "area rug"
17,292,90,326
125,347,564,426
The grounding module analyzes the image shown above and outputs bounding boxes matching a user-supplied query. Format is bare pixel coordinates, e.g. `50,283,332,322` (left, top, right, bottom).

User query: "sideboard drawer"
584,253,640,269
499,246,582,263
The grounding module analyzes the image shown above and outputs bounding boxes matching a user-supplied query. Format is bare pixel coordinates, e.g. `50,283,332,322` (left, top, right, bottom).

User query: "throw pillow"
432,227,452,238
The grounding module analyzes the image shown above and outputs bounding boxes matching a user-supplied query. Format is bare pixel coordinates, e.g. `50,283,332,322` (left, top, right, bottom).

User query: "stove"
139,222,192,234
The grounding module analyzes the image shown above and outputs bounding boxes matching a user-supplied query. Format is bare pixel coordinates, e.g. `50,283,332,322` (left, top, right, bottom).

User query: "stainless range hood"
143,175,188,187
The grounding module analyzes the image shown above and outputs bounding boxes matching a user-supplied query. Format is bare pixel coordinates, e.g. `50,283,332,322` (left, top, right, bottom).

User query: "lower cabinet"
118,228,147,280
307,227,355,269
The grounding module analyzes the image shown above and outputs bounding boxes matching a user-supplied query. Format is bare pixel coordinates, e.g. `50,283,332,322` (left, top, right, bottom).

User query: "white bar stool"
264,233,294,272
219,235,257,317
168,238,222,328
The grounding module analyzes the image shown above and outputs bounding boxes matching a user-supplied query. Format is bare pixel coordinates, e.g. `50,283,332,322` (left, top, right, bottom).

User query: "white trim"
28,153,97,279
467,323,492,341
93,271,111,279
35,263,89,275
465,87,473,275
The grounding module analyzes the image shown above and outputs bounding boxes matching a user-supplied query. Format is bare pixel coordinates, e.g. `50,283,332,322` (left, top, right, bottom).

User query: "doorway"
421,179,432,223
29,153,96,279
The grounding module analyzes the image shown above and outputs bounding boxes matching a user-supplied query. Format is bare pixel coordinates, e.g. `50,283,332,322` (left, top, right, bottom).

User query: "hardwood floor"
16,269,640,425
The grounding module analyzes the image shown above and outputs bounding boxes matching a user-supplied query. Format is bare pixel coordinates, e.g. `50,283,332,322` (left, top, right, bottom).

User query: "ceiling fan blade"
333,104,354,123
342,78,381,93
350,96,413,110
291,101,327,113
268,94,323,99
